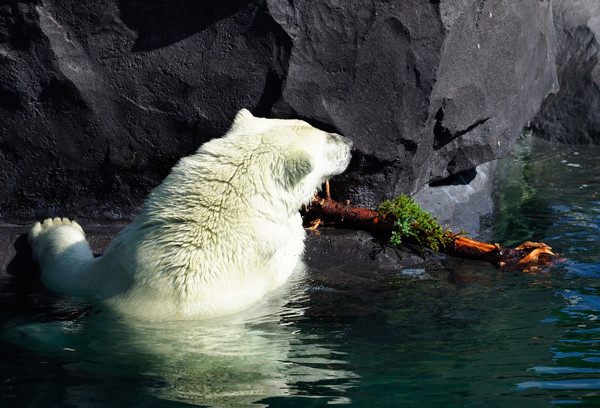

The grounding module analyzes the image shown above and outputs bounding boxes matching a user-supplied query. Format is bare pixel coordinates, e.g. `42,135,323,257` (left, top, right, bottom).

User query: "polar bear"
28,109,353,321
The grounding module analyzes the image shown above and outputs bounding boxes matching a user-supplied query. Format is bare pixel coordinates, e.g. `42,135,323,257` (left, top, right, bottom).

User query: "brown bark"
302,196,557,270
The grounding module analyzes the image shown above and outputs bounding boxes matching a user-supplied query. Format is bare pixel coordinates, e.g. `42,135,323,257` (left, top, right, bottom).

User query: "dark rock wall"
531,0,600,144
0,0,286,220
271,0,557,207
0,0,558,222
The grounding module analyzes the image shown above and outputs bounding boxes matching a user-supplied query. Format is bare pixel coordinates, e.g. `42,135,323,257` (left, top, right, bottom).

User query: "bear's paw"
29,217,85,247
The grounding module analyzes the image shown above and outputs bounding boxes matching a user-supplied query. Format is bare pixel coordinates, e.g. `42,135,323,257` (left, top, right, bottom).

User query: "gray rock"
270,0,557,208
303,229,440,273
412,162,495,238
530,0,600,143
0,0,557,229
0,0,287,220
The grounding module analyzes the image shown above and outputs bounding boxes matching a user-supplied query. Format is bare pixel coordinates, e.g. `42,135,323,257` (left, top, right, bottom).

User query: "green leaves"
377,195,452,252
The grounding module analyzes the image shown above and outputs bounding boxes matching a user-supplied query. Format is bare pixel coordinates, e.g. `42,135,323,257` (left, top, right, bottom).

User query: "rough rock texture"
530,0,600,143
304,229,442,274
272,0,557,208
0,0,289,221
0,0,557,223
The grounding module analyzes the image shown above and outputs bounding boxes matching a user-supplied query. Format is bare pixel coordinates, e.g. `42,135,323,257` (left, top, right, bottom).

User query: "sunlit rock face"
530,0,600,144
0,0,557,223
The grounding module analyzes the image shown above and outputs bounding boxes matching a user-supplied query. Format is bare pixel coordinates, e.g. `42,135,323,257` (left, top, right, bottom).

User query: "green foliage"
377,194,452,252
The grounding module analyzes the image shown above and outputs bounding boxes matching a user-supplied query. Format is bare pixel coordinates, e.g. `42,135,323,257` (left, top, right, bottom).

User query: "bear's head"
228,109,353,210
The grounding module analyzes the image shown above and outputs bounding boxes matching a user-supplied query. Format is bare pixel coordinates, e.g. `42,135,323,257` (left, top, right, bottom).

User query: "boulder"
270,0,557,209
530,0,600,144
0,0,557,224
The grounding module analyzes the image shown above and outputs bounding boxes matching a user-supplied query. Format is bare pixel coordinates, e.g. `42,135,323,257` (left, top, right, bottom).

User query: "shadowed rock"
0,0,557,225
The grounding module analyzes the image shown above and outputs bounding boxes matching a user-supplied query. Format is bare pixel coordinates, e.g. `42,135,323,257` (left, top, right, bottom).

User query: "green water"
1,135,600,407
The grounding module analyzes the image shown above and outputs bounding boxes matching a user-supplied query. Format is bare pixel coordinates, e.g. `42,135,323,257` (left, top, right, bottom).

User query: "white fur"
28,109,353,321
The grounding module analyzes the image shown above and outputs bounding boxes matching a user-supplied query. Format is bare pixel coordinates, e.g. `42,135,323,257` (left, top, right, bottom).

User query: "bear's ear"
232,109,254,127
284,150,314,188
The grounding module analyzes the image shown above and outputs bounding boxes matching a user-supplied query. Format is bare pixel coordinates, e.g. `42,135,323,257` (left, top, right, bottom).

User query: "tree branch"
302,194,557,270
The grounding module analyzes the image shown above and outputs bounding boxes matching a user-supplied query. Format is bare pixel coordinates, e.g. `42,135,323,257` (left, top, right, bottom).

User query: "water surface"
1,135,600,407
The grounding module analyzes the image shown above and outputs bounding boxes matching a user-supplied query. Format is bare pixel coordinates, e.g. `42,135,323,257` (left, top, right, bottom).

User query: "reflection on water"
2,273,357,407
2,134,600,407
